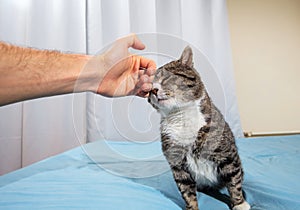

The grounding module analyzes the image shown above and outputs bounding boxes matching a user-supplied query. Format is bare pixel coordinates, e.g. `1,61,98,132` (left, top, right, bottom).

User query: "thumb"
120,33,145,50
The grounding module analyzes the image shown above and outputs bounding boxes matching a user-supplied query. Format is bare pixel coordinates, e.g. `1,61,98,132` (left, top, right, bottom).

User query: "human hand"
96,34,156,97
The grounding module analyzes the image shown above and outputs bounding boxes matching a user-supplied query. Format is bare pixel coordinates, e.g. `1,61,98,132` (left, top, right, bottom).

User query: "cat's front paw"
186,207,199,210
185,203,199,210
232,201,250,210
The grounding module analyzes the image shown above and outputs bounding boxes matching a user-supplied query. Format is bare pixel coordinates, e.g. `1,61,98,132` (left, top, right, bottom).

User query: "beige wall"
227,0,300,134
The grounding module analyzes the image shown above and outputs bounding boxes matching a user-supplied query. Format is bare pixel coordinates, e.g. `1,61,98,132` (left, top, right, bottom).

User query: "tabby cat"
148,46,250,210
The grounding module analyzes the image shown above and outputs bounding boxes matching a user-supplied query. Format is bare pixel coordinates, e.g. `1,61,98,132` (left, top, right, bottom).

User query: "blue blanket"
0,135,300,210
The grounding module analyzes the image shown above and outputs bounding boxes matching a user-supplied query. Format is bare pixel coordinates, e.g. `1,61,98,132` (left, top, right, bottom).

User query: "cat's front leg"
225,169,250,210
172,166,199,210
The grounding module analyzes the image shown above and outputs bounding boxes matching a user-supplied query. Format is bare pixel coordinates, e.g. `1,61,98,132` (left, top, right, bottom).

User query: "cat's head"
148,46,204,114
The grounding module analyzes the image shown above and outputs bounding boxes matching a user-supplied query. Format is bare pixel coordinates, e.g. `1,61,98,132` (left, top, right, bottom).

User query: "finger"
138,70,154,84
138,68,146,77
145,68,156,76
136,83,153,98
131,35,146,50
139,56,157,75
140,83,153,93
119,33,145,50
137,91,149,98
149,75,155,83
136,74,150,88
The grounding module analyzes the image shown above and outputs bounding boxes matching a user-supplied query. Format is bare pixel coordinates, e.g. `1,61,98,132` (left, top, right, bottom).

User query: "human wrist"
74,54,106,94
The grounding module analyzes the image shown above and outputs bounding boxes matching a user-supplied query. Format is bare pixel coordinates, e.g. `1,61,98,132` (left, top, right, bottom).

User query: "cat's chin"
149,96,181,114
159,103,189,116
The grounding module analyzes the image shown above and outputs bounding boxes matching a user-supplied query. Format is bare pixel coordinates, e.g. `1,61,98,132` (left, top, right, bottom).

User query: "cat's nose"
151,88,159,96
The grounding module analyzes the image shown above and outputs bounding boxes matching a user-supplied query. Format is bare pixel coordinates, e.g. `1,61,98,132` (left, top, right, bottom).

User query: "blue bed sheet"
0,135,299,210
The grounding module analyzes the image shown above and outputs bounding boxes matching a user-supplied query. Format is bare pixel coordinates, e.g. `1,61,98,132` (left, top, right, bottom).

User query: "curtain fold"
0,0,30,174
21,0,87,167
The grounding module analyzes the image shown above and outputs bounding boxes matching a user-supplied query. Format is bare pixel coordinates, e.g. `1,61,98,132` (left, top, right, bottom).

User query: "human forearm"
0,34,156,106
0,42,94,106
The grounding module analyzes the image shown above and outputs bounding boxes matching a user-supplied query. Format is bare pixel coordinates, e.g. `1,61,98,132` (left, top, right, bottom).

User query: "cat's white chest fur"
161,99,219,187
161,100,206,146
186,154,219,187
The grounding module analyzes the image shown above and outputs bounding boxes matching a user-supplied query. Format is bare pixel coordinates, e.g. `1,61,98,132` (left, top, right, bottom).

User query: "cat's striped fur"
148,46,250,210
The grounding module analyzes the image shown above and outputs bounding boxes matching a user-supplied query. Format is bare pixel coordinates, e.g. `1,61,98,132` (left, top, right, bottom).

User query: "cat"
148,46,250,210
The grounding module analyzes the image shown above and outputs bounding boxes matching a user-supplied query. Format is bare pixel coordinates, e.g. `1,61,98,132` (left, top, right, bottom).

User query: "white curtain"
0,0,242,174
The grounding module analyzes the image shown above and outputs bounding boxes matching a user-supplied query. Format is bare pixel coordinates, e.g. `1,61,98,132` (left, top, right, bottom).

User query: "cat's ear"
179,46,193,67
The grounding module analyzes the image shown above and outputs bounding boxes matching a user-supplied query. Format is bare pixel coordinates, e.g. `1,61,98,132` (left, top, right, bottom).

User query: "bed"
0,135,299,210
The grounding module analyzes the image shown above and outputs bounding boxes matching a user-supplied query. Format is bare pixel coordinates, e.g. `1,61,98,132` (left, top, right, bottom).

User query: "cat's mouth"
157,97,168,102
155,97,170,107
148,93,168,105
149,88,169,105
153,94,168,102
150,95,167,102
